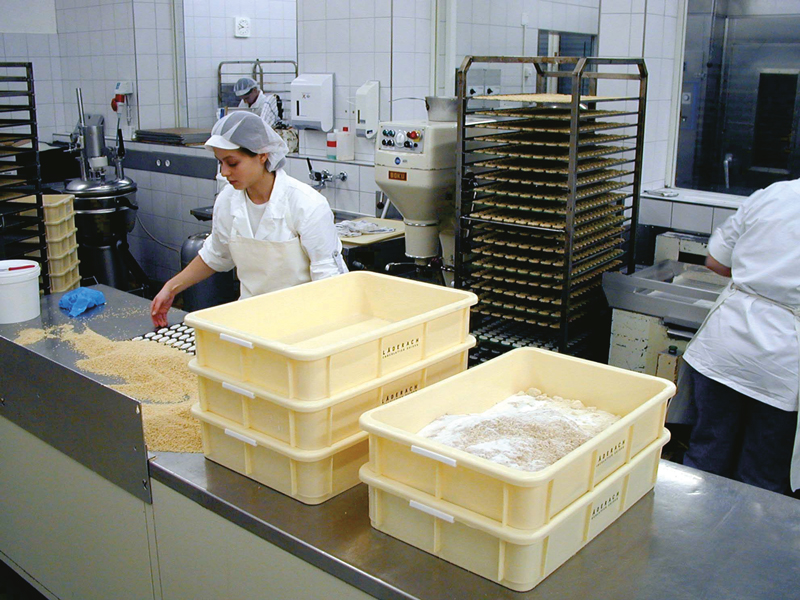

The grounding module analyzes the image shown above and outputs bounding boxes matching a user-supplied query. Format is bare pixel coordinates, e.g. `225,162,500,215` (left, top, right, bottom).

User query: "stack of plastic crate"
22,194,80,292
358,347,675,591
185,271,478,504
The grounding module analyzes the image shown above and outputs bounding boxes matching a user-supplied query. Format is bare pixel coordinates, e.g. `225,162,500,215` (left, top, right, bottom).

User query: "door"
718,16,800,194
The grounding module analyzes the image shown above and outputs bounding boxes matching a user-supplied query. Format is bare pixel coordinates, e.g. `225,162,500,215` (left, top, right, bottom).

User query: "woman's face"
214,148,268,190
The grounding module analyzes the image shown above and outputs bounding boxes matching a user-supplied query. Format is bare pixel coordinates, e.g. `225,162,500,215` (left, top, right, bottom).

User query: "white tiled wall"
126,160,216,282
297,0,392,162
284,155,379,217
639,198,735,235
55,0,139,136
133,0,179,129
183,0,297,129
0,33,64,143
598,0,683,192
455,1,601,96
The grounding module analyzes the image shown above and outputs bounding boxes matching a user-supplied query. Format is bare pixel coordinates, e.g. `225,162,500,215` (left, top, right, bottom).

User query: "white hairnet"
205,111,289,172
233,77,258,97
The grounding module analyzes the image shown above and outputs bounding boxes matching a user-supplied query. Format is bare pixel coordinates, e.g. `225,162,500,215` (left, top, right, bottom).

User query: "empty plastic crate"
189,337,474,451
361,430,669,592
48,247,79,275
359,348,675,531
47,227,78,256
50,267,80,293
185,272,477,401
192,404,368,505
18,194,75,222
43,213,76,240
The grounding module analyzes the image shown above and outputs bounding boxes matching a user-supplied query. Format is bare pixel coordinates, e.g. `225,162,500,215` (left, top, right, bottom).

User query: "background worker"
679,177,800,496
233,76,280,128
151,111,346,327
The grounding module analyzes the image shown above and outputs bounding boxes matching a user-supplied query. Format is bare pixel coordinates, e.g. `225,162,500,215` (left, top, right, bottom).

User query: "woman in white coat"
150,111,346,327
678,177,800,496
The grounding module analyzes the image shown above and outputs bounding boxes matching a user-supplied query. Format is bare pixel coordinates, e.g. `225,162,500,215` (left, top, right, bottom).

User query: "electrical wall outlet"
234,17,251,38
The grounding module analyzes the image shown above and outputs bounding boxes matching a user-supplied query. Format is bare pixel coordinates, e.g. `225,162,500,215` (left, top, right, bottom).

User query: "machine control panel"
380,127,425,153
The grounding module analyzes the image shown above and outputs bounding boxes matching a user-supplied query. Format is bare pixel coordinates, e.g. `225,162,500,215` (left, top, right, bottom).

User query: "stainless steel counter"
2,288,799,599
150,451,800,600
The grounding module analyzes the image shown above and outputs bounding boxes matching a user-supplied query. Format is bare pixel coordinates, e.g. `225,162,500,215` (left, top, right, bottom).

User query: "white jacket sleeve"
198,189,236,272
707,197,759,267
296,201,347,280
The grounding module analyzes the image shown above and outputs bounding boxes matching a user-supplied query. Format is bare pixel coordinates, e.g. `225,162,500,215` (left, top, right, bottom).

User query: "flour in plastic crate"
418,388,620,472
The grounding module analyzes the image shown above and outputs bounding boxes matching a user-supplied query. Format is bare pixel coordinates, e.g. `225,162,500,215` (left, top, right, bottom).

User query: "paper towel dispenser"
355,81,380,138
291,74,334,132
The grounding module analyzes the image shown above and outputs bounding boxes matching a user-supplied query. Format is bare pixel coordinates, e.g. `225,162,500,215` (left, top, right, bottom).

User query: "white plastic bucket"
0,260,41,324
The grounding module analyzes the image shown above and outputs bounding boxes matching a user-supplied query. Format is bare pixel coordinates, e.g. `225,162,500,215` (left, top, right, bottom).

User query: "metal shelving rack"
0,62,49,292
455,56,647,362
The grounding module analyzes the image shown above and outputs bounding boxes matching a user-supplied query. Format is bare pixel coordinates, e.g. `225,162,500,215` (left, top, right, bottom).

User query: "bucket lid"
0,260,41,284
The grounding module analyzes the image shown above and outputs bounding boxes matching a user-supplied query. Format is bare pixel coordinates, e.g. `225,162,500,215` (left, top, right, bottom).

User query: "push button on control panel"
379,128,424,153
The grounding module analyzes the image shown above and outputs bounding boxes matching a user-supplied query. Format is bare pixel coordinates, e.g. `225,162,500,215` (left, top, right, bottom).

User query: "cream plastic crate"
18,194,75,222
43,213,76,240
185,271,477,402
359,348,675,531
361,430,669,592
47,227,78,256
189,337,474,451
50,266,80,293
192,404,369,504
48,247,79,275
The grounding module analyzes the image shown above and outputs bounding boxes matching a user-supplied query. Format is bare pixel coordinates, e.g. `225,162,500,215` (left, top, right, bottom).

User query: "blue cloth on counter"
58,287,106,317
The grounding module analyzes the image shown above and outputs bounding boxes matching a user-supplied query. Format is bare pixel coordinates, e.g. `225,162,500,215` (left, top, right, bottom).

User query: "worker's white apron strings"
688,281,800,491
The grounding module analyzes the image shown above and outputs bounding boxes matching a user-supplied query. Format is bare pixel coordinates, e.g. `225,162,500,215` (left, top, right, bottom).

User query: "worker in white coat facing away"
233,77,280,128
151,111,347,327
678,177,800,496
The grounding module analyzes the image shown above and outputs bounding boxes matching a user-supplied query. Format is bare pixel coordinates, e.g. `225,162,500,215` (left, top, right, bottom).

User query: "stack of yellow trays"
21,194,80,292
358,348,676,591
185,271,478,504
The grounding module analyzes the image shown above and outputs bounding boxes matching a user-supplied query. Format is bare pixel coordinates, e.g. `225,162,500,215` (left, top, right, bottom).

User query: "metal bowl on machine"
425,96,458,122
65,176,138,243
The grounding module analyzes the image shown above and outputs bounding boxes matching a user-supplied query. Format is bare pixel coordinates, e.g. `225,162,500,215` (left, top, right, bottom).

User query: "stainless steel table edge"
0,286,153,503
147,451,800,600
147,453,417,600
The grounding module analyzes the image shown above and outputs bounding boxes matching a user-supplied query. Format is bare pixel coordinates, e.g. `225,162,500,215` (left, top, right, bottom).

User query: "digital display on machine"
388,171,407,181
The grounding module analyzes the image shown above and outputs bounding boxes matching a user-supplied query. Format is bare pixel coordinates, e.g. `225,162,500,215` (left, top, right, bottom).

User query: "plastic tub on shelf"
185,271,477,402
191,404,369,505
47,227,78,257
359,347,675,531
361,430,670,593
189,337,474,451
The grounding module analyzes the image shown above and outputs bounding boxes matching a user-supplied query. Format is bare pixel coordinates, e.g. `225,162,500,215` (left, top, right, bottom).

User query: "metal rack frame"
0,62,49,292
455,56,647,361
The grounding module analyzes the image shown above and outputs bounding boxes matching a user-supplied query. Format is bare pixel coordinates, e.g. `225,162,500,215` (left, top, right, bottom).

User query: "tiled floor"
0,559,49,600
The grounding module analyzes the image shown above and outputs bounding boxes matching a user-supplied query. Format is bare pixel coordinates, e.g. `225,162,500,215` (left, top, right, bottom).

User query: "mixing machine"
63,89,147,292
374,97,458,285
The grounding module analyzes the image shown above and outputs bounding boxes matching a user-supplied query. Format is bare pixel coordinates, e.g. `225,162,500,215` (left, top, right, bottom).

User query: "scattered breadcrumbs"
14,327,48,345
15,323,201,453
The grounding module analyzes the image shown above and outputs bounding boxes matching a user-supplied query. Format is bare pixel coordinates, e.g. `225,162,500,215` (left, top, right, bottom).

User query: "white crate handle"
222,381,255,399
409,500,455,523
219,333,254,349
224,428,257,446
411,445,457,467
